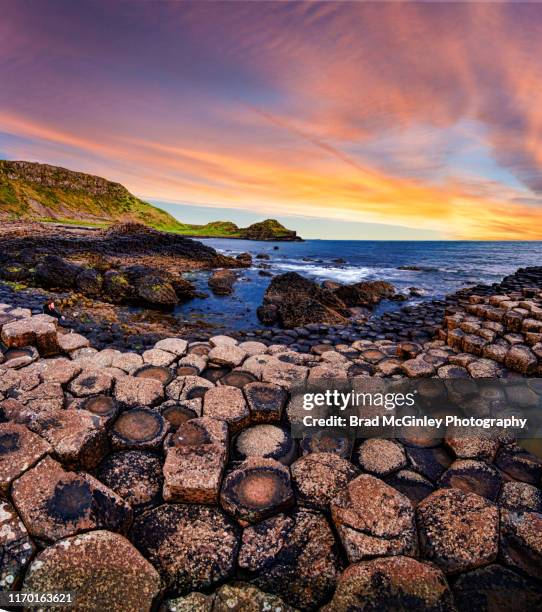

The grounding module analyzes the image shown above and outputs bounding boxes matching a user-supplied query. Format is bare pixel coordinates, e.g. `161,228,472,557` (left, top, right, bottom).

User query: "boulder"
103,270,134,303
334,280,395,307
34,255,81,289
258,272,349,328
76,267,103,296
208,269,237,295
135,274,178,306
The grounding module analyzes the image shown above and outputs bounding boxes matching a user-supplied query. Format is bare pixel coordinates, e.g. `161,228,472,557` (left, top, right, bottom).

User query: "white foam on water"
271,262,374,283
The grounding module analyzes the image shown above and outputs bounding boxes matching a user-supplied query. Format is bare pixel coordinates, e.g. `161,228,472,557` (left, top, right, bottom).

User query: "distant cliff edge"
0,160,302,241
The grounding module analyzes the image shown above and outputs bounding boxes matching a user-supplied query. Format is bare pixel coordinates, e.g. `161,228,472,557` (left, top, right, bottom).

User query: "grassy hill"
0,160,300,240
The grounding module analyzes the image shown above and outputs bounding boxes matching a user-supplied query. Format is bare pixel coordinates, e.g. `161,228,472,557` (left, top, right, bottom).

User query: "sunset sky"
2,1,542,239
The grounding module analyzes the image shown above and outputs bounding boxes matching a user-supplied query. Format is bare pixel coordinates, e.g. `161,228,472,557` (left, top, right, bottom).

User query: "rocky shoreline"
0,263,541,610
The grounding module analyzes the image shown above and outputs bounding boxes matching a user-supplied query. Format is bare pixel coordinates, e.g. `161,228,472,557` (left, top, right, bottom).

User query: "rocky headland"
0,263,541,610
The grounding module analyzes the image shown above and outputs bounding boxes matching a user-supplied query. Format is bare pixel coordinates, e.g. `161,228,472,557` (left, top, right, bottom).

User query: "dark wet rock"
12,456,132,543
103,269,134,303
499,481,542,513
334,280,395,307
258,272,349,328
131,272,178,306
0,422,51,492
220,457,294,524
34,255,81,290
453,564,542,612
331,474,417,562
236,252,253,265
114,375,164,407
131,503,239,593
209,269,237,295
355,438,407,476
500,509,542,579
96,451,163,512
234,424,295,465
23,530,161,612
238,509,340,610
29,408,108,470
405,446,452,482
417,488,499,574
76,267,103,296
495,443,542,484
203,385,250,432
0,499,36,590
439,459,503,501
163,442,226,504
110,408,168,451
322,556,454,612
291,451,358,511
385,469,435,506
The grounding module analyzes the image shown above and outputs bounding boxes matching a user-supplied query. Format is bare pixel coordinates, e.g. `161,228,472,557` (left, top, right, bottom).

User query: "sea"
173,240,542,331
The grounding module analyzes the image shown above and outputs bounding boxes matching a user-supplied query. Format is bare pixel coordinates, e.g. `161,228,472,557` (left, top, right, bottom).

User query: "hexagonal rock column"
163,438,227,504
417,488,499,574
220,457,294,524
29,408,108,470
96,451,164,512
438,459,503,501
291,452,359,511
0,499,36,590
203,385,250,432
0,422,51,493
212,582,297,612
234,424,296,465
68,370,114,397
23,531,161,612
238,509,341,610
12,456,132,543
453,564,542,612
110,408,168,451
321,556,455,612
500,509,542,580
131,504,239,593
243,382,288,423
114,375,164,407
330,474,417,562
355,439,407,477
154,337,188,356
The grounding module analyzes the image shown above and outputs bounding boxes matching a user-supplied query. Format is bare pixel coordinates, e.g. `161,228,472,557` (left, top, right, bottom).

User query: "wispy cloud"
1,1,542,239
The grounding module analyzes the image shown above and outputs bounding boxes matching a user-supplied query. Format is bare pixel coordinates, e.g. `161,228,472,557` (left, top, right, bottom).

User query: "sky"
1,1,542,240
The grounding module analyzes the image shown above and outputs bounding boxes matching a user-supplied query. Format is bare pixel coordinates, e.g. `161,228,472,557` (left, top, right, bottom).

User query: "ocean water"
174,240,542,331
